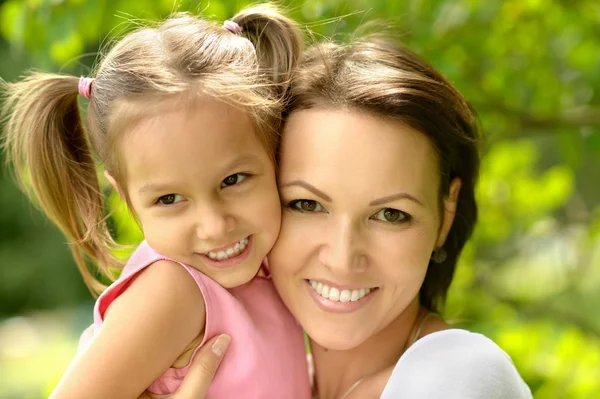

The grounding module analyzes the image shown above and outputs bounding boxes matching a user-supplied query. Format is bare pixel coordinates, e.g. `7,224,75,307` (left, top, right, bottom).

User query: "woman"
159,38,532,398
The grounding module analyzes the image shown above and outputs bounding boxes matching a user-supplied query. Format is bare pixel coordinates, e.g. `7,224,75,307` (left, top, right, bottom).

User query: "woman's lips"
305,279,378,313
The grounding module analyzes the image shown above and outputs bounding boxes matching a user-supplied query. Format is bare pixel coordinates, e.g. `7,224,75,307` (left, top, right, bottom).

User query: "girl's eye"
371,208,411,224
157,194,185,205
288,199,324,213
221,173,248,188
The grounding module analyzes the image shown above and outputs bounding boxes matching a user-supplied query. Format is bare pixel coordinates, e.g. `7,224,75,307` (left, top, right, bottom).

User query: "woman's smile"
305,279,378,313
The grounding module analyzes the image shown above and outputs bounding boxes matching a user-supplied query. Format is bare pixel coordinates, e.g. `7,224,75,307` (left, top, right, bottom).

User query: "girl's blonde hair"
1,4,303,296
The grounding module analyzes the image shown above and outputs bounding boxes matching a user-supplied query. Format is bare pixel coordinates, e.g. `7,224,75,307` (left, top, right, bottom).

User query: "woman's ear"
435,177,462,249
104,170,122,197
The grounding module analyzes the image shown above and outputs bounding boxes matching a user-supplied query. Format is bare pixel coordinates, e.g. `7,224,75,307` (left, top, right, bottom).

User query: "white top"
380,329,532,398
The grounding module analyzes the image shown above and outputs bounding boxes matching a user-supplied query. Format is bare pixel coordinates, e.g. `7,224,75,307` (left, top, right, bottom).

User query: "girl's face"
269,108,460,350
115,96,281,288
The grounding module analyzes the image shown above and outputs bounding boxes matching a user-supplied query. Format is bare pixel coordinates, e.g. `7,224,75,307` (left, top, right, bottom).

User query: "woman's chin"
307,325,369,351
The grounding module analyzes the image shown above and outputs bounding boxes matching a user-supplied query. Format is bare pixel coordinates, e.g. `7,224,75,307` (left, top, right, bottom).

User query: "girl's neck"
311,299,422,399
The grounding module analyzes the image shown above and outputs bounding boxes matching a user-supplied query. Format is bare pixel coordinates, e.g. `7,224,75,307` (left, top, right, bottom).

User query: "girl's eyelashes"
287,199,325,213
156,194,185,206
370,208,412,224
221,173,249,188
151,173,250,206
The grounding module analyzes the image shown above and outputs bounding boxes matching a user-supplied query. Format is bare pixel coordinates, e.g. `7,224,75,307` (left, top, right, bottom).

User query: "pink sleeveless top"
85,241,311,398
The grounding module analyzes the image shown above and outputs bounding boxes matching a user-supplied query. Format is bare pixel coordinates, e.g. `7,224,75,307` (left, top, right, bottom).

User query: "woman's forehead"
281,109,437,170
279,108,441,201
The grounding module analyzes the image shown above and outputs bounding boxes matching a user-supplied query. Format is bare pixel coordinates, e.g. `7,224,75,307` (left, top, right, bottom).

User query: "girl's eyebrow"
138,183,175,194
279,180,332,202
223,154,261,171
138,154,262,195
369,193,424,207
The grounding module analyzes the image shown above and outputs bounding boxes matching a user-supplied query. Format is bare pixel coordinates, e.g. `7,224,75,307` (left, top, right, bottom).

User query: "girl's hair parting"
284,38,480,313
0,4,303,296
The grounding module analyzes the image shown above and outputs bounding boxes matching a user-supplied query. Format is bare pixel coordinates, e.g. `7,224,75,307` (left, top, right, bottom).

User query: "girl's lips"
205,236,247,253
197,235,253,269
305,280,377,314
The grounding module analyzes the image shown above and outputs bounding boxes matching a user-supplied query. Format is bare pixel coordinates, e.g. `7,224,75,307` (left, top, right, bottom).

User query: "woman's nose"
318,218,367,273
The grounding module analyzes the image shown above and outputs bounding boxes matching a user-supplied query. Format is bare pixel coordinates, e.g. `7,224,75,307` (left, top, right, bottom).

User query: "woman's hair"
1,4,303,296
284,39,480,313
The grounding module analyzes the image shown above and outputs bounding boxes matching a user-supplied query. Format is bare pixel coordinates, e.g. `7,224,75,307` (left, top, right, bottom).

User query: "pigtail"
232,5,304,97
1,72,119,296
1,7,302,295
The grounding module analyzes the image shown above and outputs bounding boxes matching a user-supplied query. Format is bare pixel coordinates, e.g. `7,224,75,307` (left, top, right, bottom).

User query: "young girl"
1,6,311,399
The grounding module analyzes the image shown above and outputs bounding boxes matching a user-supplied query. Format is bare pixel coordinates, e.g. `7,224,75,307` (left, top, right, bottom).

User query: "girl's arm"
51,260,206,399
141,334,231,399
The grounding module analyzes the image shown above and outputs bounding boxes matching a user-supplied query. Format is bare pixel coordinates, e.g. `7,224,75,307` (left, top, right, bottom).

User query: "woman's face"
269,108,459,350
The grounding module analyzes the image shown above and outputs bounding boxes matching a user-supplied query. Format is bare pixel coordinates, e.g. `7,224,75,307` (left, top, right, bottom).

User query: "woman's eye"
371,208,410,223
288,199,324,213
221,173,248,188
157,194,185,205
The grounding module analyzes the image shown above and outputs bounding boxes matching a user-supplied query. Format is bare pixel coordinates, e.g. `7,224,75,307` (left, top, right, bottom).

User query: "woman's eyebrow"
369,193,424,207
279,180,332,202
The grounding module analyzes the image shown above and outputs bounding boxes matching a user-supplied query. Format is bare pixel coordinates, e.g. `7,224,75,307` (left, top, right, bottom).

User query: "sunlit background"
1,0,599,397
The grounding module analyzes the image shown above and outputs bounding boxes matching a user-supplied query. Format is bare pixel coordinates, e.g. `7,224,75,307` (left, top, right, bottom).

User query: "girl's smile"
198,235,253,269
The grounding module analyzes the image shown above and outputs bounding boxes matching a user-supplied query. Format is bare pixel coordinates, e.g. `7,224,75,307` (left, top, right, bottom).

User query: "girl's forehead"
118,97,270,178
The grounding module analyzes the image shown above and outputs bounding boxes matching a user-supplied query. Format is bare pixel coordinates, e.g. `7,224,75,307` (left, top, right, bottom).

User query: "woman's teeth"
206,238,249,260
309,280,372,302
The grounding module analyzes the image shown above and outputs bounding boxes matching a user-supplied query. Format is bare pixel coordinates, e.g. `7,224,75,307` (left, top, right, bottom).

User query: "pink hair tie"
78,77,95,99
223,20,243,35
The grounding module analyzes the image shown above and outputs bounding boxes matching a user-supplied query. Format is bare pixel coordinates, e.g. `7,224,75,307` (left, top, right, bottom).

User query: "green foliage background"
0,0,599,397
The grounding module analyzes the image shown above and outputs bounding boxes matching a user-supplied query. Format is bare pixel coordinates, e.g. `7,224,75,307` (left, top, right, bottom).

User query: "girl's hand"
139,334,231,399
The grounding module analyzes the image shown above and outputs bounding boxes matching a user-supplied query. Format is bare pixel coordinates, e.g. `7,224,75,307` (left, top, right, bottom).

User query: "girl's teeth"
206,238,248,260
308,280,373,302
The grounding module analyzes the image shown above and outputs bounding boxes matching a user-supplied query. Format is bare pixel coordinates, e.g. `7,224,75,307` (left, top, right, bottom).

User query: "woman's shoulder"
406,328,510,357
380,329,533,398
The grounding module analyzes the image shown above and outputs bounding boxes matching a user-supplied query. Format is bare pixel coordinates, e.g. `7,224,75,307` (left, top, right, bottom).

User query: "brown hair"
284,39,480,313
1,4,303,296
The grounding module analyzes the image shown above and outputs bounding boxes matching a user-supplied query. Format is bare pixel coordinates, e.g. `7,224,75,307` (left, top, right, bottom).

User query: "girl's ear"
435,177,462,249
104,170,122,197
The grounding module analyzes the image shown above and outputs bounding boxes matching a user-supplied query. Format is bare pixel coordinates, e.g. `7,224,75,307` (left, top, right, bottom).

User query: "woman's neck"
311,299,422,399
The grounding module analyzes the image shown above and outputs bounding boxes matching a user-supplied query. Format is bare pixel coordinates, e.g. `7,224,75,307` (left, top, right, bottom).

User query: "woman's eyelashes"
285,199,411,225
287,199,326,213
370,208,412,224
221,173,249,188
